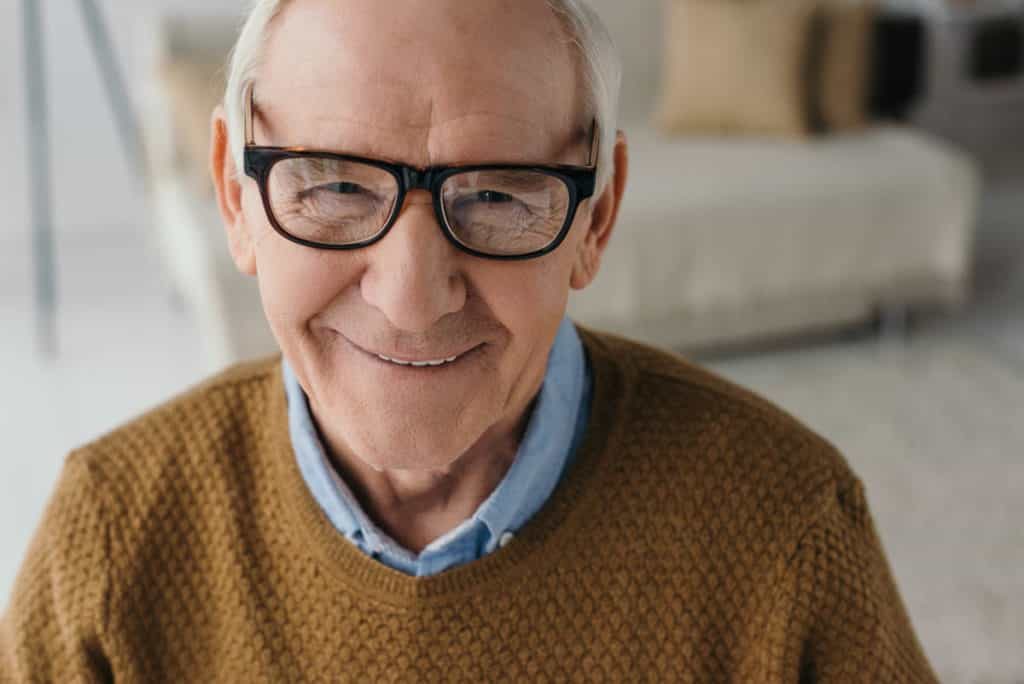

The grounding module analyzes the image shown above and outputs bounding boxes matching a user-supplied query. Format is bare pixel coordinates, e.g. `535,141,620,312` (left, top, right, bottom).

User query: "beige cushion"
653,0,820,138
159,59,227,197
816,0,878,131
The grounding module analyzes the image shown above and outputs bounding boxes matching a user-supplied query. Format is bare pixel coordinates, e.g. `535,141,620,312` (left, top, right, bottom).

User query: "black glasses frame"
241,84,599,261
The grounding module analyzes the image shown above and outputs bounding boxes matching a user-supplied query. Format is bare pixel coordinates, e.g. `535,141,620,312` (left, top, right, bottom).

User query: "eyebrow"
246,85,594,168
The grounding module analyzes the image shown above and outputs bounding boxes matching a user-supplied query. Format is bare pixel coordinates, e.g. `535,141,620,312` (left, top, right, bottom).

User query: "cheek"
254,233,359,333
474,252,573,350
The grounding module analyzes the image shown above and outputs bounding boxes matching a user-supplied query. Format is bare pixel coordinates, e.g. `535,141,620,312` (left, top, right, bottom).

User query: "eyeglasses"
242,83,599,260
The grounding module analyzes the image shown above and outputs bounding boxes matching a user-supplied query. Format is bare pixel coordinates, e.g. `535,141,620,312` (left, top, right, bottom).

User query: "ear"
570,130,628,291
210,104,257,276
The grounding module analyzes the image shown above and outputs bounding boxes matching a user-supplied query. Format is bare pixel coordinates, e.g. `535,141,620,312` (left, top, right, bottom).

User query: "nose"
359,190,467,333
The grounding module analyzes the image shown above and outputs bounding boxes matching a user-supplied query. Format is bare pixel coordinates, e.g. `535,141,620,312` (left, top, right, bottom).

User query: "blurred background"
1,0,1021,681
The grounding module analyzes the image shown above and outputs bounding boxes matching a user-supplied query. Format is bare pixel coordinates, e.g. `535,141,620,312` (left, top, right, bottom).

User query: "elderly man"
1,0,939,681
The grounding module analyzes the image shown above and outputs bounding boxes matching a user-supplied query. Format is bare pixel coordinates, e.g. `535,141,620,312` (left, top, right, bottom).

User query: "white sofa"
140,2,980,370
570,122,978,349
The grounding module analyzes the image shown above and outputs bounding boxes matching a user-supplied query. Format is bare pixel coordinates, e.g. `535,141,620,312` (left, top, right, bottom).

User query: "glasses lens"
441,170,571,256
267,157,399,245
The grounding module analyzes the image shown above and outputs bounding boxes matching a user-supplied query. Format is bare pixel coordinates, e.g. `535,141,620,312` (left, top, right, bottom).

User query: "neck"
314,398,536,554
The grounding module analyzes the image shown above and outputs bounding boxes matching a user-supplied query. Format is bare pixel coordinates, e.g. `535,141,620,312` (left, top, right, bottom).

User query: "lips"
338,332,482,369
374,352,461,367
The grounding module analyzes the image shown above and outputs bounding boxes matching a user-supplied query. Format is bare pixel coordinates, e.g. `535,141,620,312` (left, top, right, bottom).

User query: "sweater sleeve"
1,452,114,684
779,476,940,683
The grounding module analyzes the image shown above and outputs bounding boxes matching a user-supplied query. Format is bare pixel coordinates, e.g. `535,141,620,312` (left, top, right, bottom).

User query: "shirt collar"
471,316,588,542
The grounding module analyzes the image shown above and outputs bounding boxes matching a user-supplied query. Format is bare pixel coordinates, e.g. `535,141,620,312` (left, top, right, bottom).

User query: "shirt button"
498,531,515,548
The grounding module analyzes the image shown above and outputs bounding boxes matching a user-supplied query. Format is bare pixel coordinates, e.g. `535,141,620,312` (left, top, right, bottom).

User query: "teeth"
376,353,460,367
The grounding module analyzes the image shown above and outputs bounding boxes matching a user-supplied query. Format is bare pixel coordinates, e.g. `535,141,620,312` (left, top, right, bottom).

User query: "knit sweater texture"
0,327,939,682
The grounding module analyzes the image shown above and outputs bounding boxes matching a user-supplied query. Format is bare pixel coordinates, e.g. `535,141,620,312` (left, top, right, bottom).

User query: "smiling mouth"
374,352,461,368
340,333,483,369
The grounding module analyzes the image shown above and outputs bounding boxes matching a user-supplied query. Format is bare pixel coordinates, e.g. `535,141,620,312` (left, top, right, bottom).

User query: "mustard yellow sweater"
1,328,938,682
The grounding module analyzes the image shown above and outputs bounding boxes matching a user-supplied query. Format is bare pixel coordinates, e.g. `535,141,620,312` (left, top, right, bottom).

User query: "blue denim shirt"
283,316,592,577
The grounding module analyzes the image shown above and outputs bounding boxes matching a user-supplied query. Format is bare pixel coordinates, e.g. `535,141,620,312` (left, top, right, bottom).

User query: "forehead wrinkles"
255,90,561,167
257,0,581,162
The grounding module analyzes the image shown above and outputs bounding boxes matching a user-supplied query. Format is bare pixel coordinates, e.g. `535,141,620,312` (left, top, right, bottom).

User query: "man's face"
221,0,614,472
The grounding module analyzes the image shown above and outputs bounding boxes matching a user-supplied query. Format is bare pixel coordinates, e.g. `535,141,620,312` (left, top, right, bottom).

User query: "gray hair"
223,0,622,195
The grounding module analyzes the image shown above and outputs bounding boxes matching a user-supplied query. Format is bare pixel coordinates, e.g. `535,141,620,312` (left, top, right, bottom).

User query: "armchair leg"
876,301,912,349
21,0,144,360
22,0,57,359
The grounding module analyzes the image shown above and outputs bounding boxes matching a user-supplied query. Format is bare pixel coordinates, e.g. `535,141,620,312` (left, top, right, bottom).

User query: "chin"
336,379,507,466
347,426,477,472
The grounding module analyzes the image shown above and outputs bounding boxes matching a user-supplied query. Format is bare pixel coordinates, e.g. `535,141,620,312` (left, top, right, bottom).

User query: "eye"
319,181,364,195
296,181,374,203
475,190,515,203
